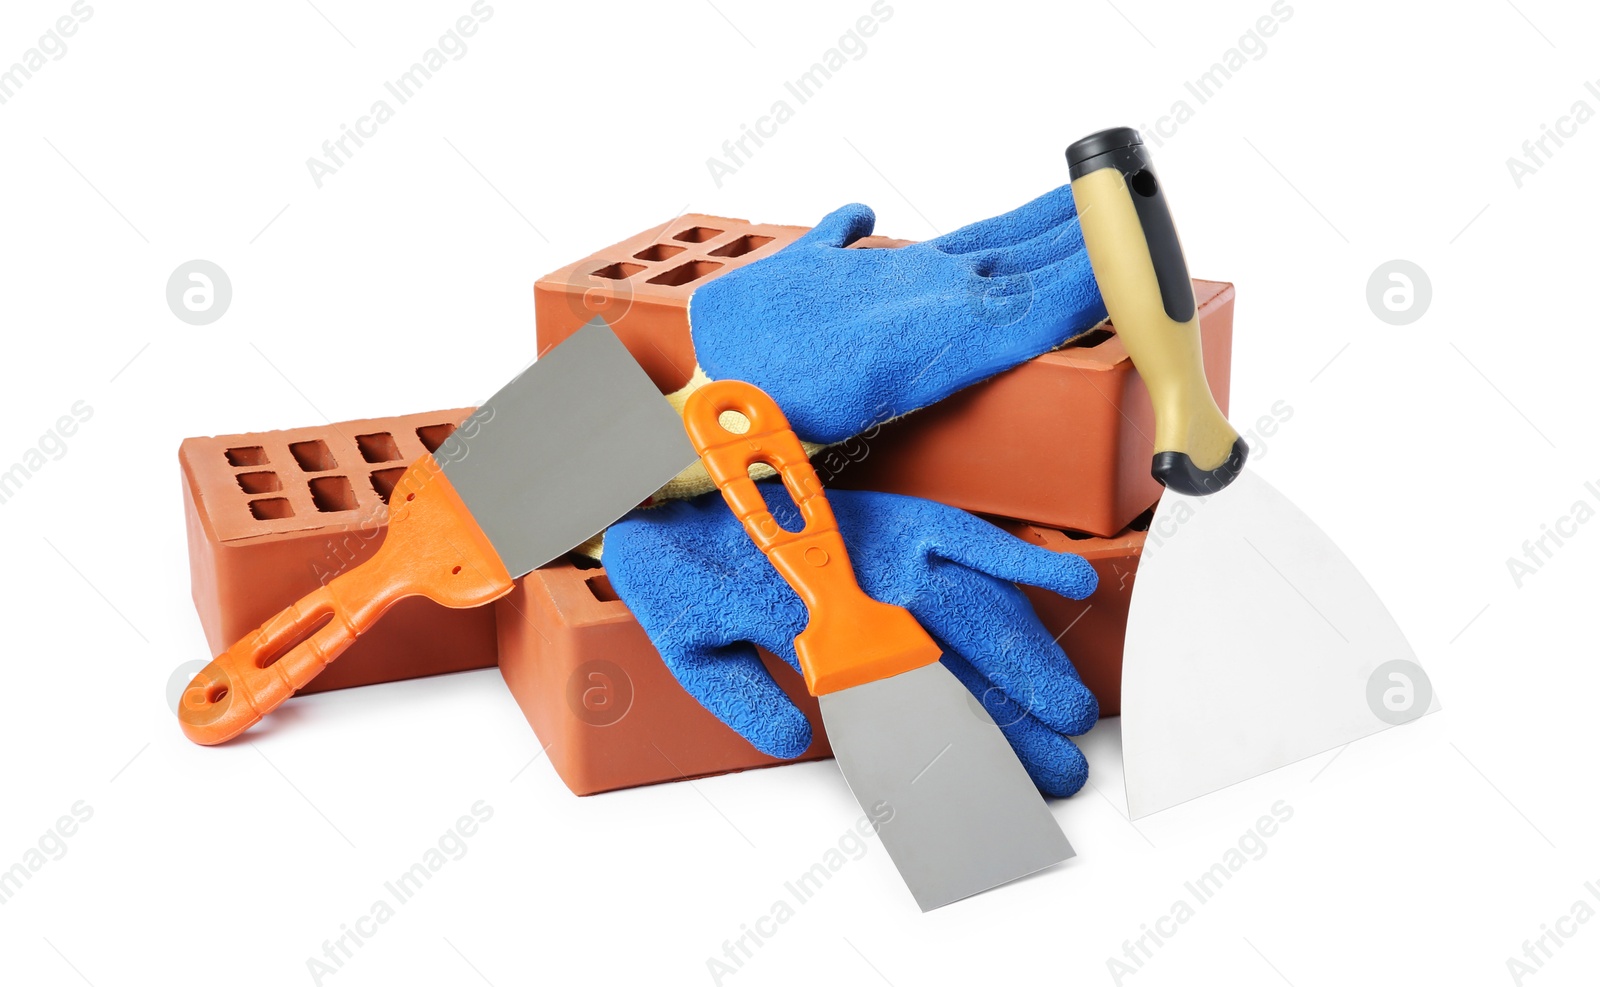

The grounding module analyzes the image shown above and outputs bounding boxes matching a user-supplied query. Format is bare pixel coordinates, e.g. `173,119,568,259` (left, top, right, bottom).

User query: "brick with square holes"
179,409,498,693
533,214,913,392
534,214,1233,537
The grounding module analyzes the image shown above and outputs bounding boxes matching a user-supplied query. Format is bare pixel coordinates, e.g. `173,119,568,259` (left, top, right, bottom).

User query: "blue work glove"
687,184,1106,445
602,484,1102,797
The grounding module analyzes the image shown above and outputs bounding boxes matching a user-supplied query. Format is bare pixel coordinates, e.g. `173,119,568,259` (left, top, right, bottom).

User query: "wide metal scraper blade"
1121,468,1439,819
822,663,1075,911
435,317,698,578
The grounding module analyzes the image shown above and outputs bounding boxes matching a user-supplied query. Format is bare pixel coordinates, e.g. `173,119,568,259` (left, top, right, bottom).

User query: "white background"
2,0,1597,984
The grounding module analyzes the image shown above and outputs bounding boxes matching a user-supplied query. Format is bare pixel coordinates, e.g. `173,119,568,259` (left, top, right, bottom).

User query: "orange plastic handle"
177,456,514,745
682,380,940,696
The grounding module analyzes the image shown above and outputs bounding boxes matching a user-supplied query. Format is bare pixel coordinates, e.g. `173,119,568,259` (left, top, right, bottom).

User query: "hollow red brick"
534,213,912,393
180,409,499,693
494,512,1150,794
534,214,1232,537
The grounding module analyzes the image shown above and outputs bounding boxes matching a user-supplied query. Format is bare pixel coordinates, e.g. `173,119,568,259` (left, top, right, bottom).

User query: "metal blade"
437,318,697,577
1122,468,1439,819
820,662,1074,911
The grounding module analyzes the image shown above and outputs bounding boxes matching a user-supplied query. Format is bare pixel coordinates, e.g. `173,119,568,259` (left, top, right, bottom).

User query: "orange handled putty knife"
178,319,699,744
683,380,1073,911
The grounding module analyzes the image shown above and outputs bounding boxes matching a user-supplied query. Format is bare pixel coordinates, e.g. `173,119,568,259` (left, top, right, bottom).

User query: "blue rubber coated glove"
687,184,1106,445
602,484,1102,797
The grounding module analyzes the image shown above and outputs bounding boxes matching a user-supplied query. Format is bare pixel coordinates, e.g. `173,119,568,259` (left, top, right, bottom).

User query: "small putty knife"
682,380,1073,911
178,318,698,744
1067,127,1435,818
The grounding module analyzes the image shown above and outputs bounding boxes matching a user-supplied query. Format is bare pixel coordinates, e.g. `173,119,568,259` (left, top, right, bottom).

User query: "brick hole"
709,234,774,258
633,244,685,262
249,497,294,521
370,467,408,504
309,475,358,513
236,471,281,495
592,261,645,280
1063,327,1114,349
356,432,402,463
289,439,337,472
647,260,723,287
586,574,620,603
416,423,456,454
225,446,269,467
672,226,723,243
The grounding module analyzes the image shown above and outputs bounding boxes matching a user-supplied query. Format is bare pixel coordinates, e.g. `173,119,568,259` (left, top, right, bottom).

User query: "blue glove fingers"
745,618,804,677
794,202,876,248
963,216,1088,278
924,581,1101,738
941,650,1090,797
1023,245,1107,331
926,183,1079,256
658,639,814,759
924,508,1101,601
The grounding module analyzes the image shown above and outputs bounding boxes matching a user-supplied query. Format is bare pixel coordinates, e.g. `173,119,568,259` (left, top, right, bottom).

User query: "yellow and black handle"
1067,127,1248,496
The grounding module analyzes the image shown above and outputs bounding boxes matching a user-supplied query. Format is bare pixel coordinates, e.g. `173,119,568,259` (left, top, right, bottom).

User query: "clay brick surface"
534,214,911,392
496,560,832,796
534,214,1232,538
180,409,499,693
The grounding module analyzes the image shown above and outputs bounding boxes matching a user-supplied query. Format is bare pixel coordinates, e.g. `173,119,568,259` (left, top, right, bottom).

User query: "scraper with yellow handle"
683,379,1073,911
1068,127,1434,818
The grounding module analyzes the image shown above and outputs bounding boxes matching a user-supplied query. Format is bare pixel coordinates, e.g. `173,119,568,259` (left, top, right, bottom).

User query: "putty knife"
178,318,698,744
1067,127,1436,818
683,380,1073,911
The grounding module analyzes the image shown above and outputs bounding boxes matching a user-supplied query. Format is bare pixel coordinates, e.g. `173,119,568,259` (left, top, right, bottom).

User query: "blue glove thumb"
794,202,876,249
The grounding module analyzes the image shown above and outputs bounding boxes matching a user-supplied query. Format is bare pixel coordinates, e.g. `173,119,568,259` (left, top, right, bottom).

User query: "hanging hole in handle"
257,612,334,669
206,685,229,704
748,464,804,533
719,410,751,434
1130,169,1158,197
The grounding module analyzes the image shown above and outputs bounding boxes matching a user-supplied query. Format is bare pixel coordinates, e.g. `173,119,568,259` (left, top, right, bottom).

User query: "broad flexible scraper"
683,381,1073,911
179,319,698,744
1067,128,1437,819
